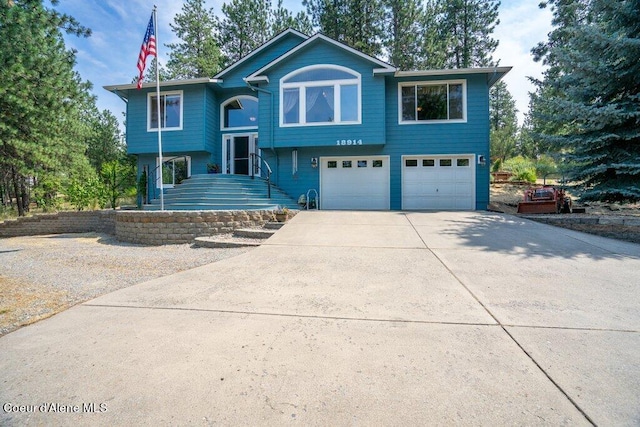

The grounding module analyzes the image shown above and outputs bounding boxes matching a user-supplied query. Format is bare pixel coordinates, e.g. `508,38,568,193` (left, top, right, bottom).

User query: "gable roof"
213,28,309,79
245,33,397,83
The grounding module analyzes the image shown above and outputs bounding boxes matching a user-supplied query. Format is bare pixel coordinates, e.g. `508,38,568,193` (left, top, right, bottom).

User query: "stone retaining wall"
520,214,640,227
0,210,116,238
115,210,283,245
0,209,295,245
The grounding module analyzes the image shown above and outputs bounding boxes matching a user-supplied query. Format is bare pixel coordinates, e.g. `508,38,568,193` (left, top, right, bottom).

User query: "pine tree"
384,0,424,69
532,0,640,202
0,0,92,215
420,0,449,69
489,81,518,163
423,0,500,69
166,0,222,79
218,0,272,65
271,0,313,35
304,0,385,56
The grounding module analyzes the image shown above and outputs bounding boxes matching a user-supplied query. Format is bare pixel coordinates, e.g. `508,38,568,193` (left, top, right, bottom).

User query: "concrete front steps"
194,221,285,248
145,174,299,211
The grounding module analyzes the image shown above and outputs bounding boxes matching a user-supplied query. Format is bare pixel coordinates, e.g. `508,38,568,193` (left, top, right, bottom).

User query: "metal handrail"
145,155,191,203
250,153,272,199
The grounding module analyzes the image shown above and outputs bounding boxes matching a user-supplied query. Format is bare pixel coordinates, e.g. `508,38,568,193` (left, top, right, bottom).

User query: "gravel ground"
0,233,252,336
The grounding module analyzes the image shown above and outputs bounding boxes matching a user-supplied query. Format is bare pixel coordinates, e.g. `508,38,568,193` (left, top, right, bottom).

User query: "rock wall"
114,210,280,245
0,211,116,238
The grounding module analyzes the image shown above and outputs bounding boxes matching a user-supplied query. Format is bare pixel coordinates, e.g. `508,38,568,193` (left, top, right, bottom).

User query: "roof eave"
244,76,269,84
394,66,512,80
103,78,222,95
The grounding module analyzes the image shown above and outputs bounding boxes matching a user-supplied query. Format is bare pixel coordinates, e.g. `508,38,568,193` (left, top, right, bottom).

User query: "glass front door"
233,136,250,175
223,134,258,175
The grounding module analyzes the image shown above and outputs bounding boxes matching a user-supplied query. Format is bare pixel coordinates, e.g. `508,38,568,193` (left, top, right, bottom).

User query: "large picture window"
280,65,361,126
221,96,259,129
148,91,183,131
399,81,465,124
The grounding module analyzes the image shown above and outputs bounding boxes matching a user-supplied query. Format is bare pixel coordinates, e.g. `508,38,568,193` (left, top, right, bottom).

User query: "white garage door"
321,156,390,210
402,155,475,210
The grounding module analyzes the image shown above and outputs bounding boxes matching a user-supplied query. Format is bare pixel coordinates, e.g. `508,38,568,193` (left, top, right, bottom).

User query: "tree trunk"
20,179,29,213
11,166,24,216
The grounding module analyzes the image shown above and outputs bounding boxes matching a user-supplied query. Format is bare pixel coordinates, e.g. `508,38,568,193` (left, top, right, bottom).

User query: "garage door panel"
402,155,475,210
321,156,390,210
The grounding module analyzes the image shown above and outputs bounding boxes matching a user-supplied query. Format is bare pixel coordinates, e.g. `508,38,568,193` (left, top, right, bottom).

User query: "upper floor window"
280,65,361,127
148,91,183,131
399,81,466,124
221,96,259,130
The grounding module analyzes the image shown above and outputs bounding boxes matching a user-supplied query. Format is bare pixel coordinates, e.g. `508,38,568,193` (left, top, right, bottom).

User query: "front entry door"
233,136,250,175
223,133,258,175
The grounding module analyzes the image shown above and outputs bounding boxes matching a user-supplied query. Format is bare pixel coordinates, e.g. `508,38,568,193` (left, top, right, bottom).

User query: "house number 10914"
336,139,363,146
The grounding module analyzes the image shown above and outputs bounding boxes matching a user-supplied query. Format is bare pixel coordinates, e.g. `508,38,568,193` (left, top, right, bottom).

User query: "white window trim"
279,64,362,127
147,90,184,132
220,95,259,131
155,155,191,189
398,80,467,125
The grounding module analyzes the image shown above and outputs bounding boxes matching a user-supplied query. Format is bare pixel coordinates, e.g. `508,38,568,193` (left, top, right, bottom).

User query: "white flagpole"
153,5,164,211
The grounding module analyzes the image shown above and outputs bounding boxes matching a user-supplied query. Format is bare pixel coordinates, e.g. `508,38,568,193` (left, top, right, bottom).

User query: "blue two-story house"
105,29,510,211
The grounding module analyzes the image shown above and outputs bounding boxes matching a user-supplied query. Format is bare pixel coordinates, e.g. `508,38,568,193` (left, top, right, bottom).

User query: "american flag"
136,13,156,89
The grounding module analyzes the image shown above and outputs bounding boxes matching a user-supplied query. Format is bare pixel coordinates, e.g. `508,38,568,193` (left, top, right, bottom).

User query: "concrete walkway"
1,211,639,426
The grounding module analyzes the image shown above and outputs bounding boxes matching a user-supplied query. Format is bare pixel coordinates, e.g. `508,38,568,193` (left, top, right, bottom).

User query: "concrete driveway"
1,211,639,425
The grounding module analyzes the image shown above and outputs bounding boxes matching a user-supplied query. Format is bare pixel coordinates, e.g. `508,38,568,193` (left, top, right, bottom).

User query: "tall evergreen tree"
384,0,424,69
420,0,450,69
0,0,92,215
489,81,518,162
166,0,222,79
423,0,500,69
217,0,272,65
304,0,385,57
531,0,640,202
271,0,313,35
83,106,124,174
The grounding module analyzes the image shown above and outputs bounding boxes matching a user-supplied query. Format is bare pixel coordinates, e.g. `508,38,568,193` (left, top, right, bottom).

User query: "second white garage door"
402,155,475,210
320,156,390,210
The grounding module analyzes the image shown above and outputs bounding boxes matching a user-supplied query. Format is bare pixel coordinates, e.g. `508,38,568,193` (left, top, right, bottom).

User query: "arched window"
221,96,259,129
280,65,361,126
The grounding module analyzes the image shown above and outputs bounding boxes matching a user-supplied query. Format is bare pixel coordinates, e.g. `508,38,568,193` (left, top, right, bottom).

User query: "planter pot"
275,213,288,222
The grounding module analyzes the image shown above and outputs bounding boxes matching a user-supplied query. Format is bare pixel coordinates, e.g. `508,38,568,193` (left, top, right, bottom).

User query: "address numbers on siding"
336,139,363,146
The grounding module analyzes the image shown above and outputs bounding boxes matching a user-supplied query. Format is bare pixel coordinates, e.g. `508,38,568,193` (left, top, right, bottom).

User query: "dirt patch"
490,183,640,244
0,233,252,336
0,276,70,333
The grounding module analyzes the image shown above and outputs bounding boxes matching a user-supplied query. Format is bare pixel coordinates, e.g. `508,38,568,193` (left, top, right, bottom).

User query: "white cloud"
494,1,553,124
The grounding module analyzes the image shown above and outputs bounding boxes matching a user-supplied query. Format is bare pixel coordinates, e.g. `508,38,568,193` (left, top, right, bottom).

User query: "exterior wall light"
311,157,318,168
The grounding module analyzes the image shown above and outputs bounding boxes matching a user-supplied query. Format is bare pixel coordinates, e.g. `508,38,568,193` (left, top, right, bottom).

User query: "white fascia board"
213,28,309,79
395,66,512,78
373,68,396,75
103,78,221,92
247,33,396,81
244,76,269,84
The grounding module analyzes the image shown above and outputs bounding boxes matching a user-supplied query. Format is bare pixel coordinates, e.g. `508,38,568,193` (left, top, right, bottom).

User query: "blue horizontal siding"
126,85,210,155
265,73,491,210
257,40,386,150
218,33,306,89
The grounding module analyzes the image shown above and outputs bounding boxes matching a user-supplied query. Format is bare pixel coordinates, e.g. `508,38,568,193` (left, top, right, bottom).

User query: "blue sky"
50,0,552,129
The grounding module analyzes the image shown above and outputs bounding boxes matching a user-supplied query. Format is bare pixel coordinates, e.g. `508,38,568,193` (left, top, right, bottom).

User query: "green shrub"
535,155,559,180
503,156,537,183
491,158,503,173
